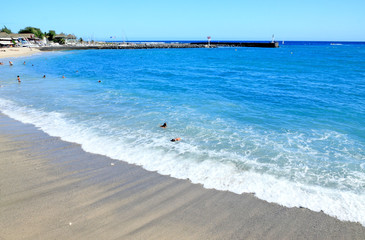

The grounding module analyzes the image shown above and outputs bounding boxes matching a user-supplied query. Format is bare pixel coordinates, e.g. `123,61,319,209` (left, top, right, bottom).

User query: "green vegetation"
18,26,44,38
53,37,65,45
1,25,12,34
79,37,83,43
3,26,78,46
47,30,56,41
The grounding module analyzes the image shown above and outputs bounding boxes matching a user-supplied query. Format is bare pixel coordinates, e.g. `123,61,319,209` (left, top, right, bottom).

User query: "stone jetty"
39,43,209,51
38,41,278,51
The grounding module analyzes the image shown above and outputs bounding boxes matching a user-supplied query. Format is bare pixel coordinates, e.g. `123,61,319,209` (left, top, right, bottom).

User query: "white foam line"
0,97,364,226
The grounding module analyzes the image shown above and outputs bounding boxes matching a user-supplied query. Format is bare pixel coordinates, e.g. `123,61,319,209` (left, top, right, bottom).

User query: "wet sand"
0,47,41,59
0,113,364,240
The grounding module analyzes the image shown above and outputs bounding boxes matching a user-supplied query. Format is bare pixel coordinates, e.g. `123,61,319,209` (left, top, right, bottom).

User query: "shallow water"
1,44,364,225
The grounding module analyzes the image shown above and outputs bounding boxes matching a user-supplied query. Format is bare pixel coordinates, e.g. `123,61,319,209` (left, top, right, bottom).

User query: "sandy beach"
0,113,364,240
0,47,41,59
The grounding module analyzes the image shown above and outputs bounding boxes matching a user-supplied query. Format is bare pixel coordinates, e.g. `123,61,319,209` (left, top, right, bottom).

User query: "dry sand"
0,113,364,240
0,47,41,59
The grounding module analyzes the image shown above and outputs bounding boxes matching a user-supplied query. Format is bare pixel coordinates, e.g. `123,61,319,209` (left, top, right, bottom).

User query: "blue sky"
1,0,364,41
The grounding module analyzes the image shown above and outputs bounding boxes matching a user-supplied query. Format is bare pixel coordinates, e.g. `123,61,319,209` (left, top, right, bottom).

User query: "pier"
39,43,209,51
38,41,278,51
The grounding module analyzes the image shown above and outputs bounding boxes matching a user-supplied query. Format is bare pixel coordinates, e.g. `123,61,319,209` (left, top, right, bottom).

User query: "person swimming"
62,75,65,78
17,76,21,83
171,137,181,142
160,122,167,128
43,75,46,78
9,61,13,66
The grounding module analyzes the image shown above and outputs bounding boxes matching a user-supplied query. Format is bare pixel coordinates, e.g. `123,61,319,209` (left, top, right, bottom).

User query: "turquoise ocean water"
1,43,364,225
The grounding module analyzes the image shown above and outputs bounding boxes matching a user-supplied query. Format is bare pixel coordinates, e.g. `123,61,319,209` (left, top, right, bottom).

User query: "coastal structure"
2,27,278,49
0,32,14,47
54,33,77,45
0,32,44,47
38,42,210,51
10,33,42,46
38,40,279,51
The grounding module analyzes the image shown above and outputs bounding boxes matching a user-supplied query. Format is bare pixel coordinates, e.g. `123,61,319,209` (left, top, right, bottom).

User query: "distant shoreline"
4,40,363,59
107,40,365,44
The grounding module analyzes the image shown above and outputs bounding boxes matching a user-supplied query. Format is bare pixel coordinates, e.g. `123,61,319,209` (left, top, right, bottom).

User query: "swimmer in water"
17,76,21,83
98,80,101,83
62,75,65,78
23,61,26,65
160,122,167,128
171,137,181,142
0,62,4,65
9,61,13,66
43,75,46,78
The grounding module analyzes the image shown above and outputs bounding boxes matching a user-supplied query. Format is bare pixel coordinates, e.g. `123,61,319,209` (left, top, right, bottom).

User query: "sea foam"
1,98,364,226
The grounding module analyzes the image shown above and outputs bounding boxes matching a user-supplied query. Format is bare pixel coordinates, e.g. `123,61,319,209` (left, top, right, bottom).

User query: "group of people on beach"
160,122,181,142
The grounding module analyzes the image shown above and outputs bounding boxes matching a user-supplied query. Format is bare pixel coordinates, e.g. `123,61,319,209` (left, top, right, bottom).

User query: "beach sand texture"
0,47,40,59
0,113,364,240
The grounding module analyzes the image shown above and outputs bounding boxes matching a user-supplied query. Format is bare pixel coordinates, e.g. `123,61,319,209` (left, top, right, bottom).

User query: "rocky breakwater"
39,43,213,51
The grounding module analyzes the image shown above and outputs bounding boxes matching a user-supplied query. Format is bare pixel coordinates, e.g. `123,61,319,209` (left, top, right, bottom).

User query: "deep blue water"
0,44,364,225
